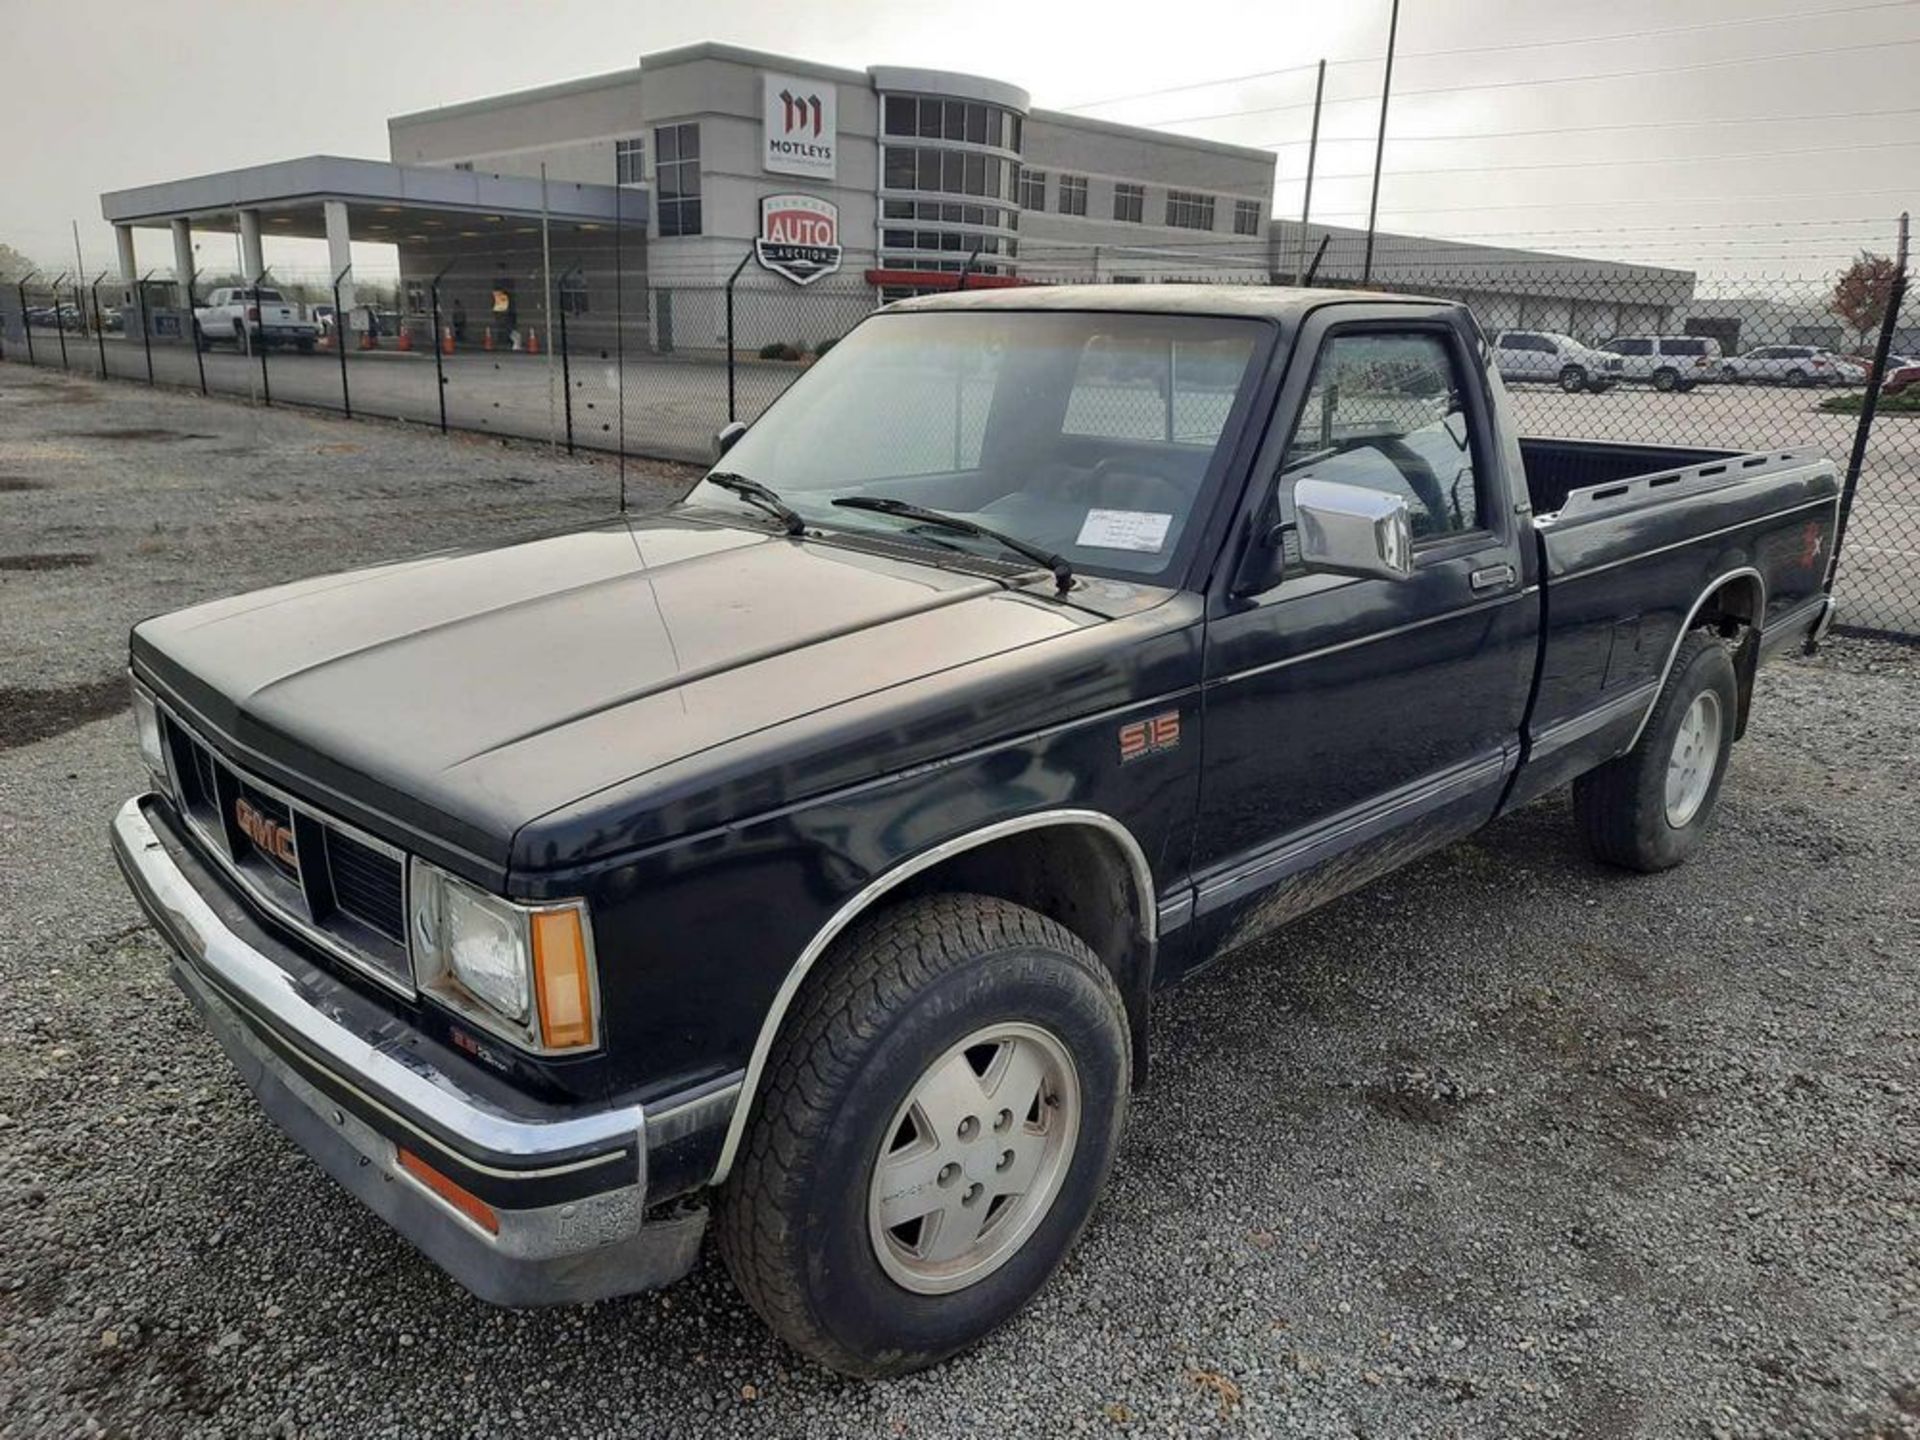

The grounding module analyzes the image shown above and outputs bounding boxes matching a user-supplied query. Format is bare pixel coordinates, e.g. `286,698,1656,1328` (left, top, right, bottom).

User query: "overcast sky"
2,0,1913,280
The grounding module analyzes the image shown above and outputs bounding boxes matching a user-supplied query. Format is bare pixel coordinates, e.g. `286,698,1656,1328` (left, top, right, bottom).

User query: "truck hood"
133,513,1106,879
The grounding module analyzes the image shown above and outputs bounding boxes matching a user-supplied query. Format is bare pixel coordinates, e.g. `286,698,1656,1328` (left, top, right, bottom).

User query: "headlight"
130,680,168,790
409,860,599,1053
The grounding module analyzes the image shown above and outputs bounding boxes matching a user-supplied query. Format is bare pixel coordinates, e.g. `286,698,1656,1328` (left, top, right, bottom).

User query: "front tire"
1574,630,1738,872
1653,367,1679,392
716,894,1130,1377
1785,367,1810,388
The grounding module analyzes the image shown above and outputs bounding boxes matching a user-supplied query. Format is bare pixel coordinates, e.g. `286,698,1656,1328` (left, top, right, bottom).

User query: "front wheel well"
889,823,1154,1086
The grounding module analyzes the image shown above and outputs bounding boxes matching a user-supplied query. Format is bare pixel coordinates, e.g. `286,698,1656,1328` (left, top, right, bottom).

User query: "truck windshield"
691,309,1268,582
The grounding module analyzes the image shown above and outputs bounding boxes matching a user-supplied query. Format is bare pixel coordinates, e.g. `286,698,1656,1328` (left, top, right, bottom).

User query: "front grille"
324,829,406,943
161,714,414,995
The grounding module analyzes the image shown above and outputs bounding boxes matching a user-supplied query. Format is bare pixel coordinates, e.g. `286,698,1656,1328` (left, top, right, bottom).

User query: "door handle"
1470,563,1516,593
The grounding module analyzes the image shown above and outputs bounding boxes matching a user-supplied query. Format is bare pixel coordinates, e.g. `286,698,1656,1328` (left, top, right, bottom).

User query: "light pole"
1362,0,1402,285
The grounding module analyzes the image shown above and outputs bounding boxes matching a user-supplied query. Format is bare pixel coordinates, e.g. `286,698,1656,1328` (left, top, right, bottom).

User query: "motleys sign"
755,194,843,286
763,74,837,179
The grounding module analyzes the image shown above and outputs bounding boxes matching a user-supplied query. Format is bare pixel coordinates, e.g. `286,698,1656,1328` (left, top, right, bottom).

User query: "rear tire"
1559,365,1588,393
1574,630,1738,872
715,893,1130,1378
1652,368,1679,392
1785,367,1809,388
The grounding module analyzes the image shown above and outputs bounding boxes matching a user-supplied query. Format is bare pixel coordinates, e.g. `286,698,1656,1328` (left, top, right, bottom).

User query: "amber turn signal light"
397,1147,499,1234
531,908,596,1050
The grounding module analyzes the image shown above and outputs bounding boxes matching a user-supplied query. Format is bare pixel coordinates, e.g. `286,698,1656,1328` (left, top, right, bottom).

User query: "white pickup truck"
194,287,319,353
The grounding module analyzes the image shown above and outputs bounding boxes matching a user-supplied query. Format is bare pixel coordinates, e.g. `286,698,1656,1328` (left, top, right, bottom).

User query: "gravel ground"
2,365,1916,1439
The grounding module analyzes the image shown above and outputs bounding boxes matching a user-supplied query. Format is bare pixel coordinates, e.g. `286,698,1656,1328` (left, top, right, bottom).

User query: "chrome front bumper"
110,796,705,1306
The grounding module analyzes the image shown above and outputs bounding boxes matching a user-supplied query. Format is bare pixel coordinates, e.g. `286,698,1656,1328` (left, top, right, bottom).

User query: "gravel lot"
1,364,1916,1439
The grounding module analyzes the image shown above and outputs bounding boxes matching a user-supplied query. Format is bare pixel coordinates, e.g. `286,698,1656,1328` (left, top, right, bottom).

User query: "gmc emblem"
234,797,297,868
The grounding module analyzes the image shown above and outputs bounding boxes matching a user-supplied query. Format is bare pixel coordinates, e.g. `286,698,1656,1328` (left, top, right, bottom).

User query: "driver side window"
1281,331,1482,540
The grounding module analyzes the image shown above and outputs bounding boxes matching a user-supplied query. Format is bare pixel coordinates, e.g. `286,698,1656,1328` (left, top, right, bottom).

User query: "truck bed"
1502,435,1839,815
1519,438,1749,516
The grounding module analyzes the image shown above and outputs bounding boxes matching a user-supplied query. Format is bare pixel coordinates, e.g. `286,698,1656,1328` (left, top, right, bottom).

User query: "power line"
1143,35,1920,128
1288,135,1920,184
1054,0,1920,111
1257,104,1920,149
1299,186,1918,219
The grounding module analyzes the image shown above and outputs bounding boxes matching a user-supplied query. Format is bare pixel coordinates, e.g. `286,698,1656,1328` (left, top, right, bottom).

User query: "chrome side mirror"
715,420,747,456
1294,478,1414,582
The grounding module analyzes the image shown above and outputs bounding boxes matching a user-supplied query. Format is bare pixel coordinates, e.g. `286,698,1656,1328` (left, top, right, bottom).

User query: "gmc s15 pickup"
112,286,1841,1377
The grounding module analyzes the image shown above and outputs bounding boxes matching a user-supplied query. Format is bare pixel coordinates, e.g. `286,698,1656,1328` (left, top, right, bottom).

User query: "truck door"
1183,307,1538,971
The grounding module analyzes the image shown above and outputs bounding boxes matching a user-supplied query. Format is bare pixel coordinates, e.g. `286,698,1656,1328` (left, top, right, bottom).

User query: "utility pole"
1295,59,1326,286
1362,0,1401,285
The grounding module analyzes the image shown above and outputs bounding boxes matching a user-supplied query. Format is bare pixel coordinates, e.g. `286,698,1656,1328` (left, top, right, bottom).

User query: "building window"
1019,169,1047,211
883,146,1013,201
1058,175,1088,216
1166,190,1215,230
1113,182,1145,224
882,96,1023,151
655,122,701,236
1233,198,1261,236
615,137,645,186
452,161,474,172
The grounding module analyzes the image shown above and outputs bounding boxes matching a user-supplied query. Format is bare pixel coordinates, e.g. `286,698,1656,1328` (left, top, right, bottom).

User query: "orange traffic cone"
527,328,540,356
360,328,377,350
397,326,414,352
482,327,494,353
442,325,454,356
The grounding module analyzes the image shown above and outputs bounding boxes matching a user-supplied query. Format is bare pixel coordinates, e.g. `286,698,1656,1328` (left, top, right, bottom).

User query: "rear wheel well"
890,824,1154,1087
1692,573,1763,737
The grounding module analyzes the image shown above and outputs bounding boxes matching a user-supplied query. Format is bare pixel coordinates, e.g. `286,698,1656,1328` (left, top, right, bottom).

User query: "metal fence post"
89,273,107,378
1824,211,1911,609
50,273,70,369
186,267,207,397
18,273,37,365
726,247,753,423
136,273,155,384
557,266,576,454
69,273,87,370
429,265,452,435
252,267,273,406
332,262,352,418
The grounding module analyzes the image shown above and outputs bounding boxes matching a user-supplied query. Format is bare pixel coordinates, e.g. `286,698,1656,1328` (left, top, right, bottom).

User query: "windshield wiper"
832,496,1073,593
703,470,804,536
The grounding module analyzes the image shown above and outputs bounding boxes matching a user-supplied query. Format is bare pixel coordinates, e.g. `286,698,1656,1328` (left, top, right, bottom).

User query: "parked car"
1607,334,1724,391
1721,345,1855,387
26,303,83,331
193,286,319,353
114,286,1840,1378
1882,361,1920,396
1490,329,1623,392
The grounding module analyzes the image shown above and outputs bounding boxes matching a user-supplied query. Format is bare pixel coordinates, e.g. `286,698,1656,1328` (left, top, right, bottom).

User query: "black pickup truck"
112,287,1840,1377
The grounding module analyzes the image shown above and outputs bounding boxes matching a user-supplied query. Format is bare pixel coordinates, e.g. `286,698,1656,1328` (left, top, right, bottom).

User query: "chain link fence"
3,240,1913,639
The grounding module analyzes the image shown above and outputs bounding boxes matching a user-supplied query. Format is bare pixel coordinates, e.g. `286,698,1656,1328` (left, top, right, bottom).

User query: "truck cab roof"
889,283,1437,321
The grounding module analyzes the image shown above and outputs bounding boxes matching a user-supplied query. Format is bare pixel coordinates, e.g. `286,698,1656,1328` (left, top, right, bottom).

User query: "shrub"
757,341,801,361
812,336,839,358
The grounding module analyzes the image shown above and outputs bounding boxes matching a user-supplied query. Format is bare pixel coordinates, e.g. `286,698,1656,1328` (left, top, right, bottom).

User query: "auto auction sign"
763,74,837,179
755,194,843,286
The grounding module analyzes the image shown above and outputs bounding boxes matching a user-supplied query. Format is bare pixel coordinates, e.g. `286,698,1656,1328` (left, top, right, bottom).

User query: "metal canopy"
101,155,647,234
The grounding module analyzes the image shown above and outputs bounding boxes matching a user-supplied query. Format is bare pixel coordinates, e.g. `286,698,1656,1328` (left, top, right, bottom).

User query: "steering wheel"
1068,455,1191,515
